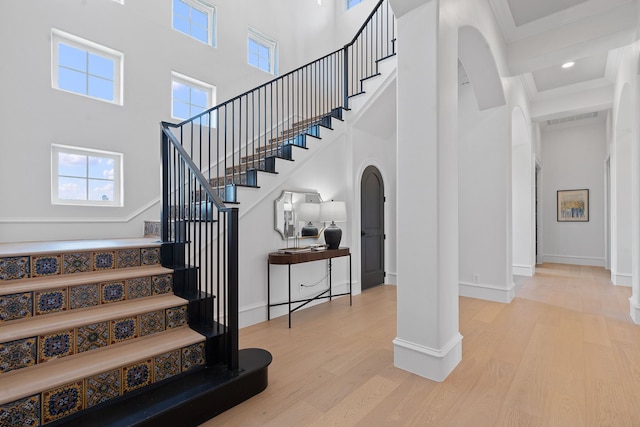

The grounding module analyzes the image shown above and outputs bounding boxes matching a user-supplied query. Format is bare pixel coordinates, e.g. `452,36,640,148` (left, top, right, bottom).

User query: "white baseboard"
512,264,534,277
238,281,353,328
543,254,605,267
612,272,632,287
386,272,398,284
393,333,463,382
239,302,267,328
459,281,515,303
630,297,640,324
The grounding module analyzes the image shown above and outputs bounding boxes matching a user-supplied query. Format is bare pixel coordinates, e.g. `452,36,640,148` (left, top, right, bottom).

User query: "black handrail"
159,0,394,374
162,123,227,211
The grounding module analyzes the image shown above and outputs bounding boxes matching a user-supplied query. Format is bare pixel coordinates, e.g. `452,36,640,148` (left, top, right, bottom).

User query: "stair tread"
0,237,161,258
0,265,173,295
0,294,186,342
0,327,205,405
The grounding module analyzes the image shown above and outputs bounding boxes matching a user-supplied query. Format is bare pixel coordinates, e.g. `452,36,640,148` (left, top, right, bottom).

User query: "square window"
52,145,123,206
347,0,362,9
171,72,216,126
52,30,123,105
172,0,216,47
248,28,278,75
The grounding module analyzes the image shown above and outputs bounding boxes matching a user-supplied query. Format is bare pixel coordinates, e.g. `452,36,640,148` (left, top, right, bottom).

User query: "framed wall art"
557,189,589,222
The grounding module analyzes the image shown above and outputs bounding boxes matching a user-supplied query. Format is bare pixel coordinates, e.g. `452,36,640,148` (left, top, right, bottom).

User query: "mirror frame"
274,190,323,239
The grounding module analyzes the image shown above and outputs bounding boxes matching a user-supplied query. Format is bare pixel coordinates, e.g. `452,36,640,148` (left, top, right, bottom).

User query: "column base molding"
393,333,463,382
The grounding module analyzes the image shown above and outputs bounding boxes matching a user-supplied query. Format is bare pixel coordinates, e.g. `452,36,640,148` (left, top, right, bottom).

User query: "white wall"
333,0,381,46
351,98,398,284
541,121,606,266
0,0,339,243
0,0,400,329
238,132,353,326
458,79,513,301
507,79,535,277
611,42,640,319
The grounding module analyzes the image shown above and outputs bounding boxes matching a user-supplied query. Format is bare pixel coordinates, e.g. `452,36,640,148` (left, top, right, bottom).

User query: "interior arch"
458,25,506,111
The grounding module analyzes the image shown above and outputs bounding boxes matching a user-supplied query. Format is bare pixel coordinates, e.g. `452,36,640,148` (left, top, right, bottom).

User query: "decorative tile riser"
0,305,188,374
143,221,161,238
0,342,205,425
0,247,161,282
0,274,173,323
209,170,257,188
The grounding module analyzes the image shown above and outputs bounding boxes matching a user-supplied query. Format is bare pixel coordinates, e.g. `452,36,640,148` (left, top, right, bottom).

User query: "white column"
629,74,640,322
613,118,633,287
390,0,462,381
512,109,535,277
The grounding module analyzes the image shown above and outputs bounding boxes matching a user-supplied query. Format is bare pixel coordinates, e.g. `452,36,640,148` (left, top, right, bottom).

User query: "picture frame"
557,189,589,222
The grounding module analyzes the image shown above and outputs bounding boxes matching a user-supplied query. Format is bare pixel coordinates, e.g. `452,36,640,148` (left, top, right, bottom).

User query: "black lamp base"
324,223,342,249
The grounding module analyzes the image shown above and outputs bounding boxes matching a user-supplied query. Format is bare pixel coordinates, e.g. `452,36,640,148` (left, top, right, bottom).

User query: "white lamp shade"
319,201,347,223
296,202,320,221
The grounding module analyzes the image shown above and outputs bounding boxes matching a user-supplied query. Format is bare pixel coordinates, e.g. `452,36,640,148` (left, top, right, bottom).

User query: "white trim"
239,302,268,329
51,29,123,105
170,71,216,125
248,27,278,75
542,254,605,267
172,0,217,47
393,333,463,382
386,272,397,284
459,281,516,303
512,264,534,276
51,144,123,207
0,197,159,224
630,297,640,324
239,282,353,328
612,272,632,286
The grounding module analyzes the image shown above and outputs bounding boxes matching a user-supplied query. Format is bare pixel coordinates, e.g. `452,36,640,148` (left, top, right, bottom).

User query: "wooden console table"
267,248,352,328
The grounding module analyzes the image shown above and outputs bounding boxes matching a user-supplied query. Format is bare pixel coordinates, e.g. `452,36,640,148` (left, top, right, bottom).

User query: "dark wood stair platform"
48,348,272,427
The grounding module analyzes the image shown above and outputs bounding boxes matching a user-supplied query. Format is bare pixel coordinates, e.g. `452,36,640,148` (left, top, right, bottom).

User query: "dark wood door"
361,166,385,290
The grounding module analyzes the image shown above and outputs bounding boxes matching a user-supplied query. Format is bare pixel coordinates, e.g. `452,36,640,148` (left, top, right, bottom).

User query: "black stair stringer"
48,348,272,427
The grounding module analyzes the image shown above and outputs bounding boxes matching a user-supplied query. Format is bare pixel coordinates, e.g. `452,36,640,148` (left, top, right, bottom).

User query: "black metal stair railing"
159,0,395,373
160,127,239,371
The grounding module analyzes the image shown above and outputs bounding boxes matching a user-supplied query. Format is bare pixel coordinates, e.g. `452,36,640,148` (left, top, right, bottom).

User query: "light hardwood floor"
202,264,640,426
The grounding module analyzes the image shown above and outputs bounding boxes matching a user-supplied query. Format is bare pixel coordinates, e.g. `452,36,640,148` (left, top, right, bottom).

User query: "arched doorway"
361,165,385,290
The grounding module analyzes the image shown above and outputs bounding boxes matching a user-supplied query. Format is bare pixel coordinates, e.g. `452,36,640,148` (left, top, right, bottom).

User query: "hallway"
204,264,639,426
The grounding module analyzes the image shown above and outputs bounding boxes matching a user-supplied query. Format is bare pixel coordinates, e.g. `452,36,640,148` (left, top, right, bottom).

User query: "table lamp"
319,201,346,249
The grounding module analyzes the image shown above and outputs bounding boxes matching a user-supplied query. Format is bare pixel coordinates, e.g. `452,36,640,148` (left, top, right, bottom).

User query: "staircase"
0,1,395,425
208,109,343,204
0,238,270,426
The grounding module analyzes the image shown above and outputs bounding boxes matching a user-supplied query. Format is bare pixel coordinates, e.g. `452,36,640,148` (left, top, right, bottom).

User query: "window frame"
51,144,123,207
171,71,216,126
172,0,217,47
51,29,123,105
247,28,278,75
346,0,363,10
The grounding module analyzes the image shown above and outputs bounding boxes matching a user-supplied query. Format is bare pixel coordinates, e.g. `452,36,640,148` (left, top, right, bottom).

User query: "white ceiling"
488,0,638,126
506,0,588,27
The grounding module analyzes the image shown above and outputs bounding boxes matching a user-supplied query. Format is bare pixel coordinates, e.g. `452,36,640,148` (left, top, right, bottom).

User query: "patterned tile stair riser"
0,342,205,426
0,247,161,281
0,305,189,374
0,274,173,323
0,242,205,425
